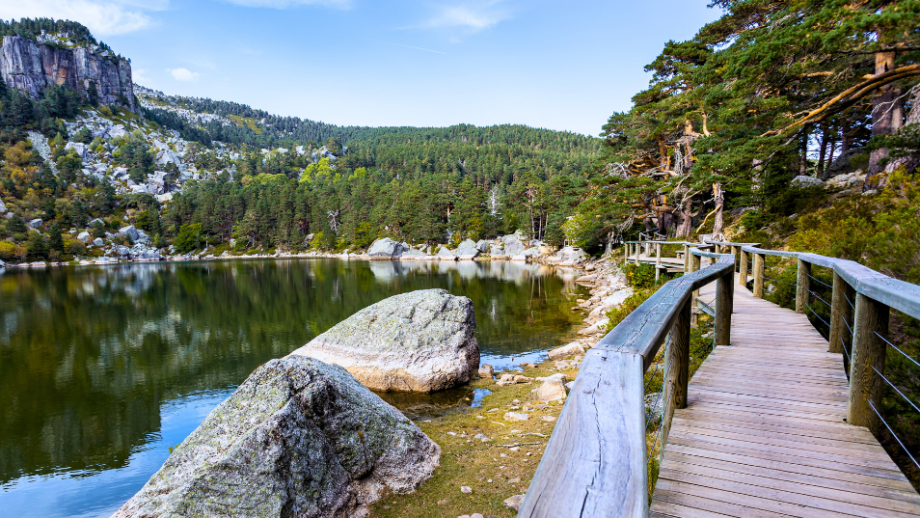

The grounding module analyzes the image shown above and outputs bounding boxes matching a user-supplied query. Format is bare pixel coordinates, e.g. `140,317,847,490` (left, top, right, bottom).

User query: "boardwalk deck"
651,283,920,518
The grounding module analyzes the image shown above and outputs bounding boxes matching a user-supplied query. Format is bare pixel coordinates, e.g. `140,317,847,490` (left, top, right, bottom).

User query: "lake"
0,258,586,518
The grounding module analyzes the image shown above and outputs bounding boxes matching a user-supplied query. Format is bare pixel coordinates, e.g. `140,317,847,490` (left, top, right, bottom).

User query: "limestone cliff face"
0,35,135,111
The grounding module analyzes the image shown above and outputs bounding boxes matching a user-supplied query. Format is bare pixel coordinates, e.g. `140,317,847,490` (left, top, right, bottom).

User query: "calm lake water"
0,258,586,518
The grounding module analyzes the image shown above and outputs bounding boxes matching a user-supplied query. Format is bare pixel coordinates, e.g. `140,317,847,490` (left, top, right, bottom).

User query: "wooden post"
739,251,749,286
683,244,689,273
847,293,890,433
730,246,738,272
795,259,811,314
660,298,691,460
655,243,662,282
828,272,854,355
689,253,701,325
715,269,733,346
753,254,765,298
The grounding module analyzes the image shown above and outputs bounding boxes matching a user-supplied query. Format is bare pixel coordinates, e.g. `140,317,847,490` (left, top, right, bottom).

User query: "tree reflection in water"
0,258,584,515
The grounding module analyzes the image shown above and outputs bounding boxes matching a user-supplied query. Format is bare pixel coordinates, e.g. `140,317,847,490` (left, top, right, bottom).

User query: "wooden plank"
666,443,918,494
659,467,917,518
664,449,920,505
656,478,860,518
651,500,736,518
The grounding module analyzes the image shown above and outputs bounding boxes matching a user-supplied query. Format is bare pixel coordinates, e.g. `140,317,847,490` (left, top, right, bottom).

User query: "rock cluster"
113,356,440,518
291,289,480,392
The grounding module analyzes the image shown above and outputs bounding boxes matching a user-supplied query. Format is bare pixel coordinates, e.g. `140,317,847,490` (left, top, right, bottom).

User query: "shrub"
65,239,86,256
0,241,25,262
174,223,203,253
623,262,657,289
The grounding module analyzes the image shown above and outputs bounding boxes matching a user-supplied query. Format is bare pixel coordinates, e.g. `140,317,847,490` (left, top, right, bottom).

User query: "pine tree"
48,224,64,253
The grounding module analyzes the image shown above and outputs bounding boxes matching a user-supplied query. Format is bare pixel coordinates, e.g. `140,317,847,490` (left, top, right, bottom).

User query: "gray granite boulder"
28,218,43,228
119,225,140,242
0,197,5,213
112,356,440,518
367,238,408,259
455,239,480,260
291,289,479,392
502,235,525,256
436,247,457,261
791,175,824,187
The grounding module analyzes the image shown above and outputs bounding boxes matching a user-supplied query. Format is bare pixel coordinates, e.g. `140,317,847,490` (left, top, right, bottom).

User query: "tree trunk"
817,123,829,178
866,50,896,190
712,183,724,237
841,115,851,156
800,126,809,176
675,197,693,238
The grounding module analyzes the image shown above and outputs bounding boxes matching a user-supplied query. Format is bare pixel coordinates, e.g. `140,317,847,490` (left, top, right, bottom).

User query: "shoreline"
0,250,591,270
368,256,626,517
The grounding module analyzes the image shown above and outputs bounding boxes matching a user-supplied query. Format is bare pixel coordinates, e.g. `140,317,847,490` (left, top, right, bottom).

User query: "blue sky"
1,1,721,135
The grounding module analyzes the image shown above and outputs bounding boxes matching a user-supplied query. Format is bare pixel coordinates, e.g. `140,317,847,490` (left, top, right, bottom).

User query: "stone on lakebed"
291,289,480,392
112,355,439,518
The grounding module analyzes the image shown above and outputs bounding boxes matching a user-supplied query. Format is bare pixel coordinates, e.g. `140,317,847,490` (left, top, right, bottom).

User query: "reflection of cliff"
0,259,584,484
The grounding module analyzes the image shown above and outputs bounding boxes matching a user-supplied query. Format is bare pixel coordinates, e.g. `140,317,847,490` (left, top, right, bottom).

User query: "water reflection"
0,258,584,517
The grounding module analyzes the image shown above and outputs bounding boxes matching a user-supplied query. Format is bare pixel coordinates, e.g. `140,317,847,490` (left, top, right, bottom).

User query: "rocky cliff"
0,34,135,111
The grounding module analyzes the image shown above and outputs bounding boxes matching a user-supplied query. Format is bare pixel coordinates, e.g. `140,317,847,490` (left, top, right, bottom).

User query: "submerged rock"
113,356,440,518
291,289,479,392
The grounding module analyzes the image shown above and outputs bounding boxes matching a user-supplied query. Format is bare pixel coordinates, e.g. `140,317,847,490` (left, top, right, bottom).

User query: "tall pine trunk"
712,183,724,237
866,48,896,190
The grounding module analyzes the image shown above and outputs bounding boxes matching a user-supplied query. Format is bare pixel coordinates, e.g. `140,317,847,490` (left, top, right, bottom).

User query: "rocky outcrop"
112,356,440,518
1,35,135,111
367,238,408,259
290,289,479,392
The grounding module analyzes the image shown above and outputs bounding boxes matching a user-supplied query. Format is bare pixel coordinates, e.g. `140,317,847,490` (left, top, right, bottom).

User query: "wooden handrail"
519,250,736,518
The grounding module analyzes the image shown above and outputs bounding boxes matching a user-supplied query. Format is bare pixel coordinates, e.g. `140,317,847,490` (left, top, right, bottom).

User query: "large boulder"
502,235,526,256
791,175,824,187
436,247,457,261
455,239,480,260
0,197,5,213
290,289,479,392
367,238,409,259
119,225,140,242
113,356,440,518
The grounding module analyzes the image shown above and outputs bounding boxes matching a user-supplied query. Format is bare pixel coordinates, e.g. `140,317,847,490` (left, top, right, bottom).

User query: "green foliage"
623,262,658,289
48,224,64,253
25,231,47,259
0,241,25,261
174,223,202,253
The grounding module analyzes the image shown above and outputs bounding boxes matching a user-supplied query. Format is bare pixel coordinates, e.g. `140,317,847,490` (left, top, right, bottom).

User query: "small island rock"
112,356,440,518
291,289,479,392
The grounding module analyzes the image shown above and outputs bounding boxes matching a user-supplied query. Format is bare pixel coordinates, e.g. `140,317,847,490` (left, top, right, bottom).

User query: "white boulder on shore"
290,289,480,392
112,356,440,518
367,237,409,259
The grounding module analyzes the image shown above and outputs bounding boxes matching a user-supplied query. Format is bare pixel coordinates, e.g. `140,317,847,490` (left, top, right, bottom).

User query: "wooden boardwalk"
651,284,920,518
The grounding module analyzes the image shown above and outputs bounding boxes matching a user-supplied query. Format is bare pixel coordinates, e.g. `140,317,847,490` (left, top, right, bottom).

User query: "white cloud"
133,68,152,84
169,68,200,81
421,0,512,32
218,0,351,8
0,0,167,36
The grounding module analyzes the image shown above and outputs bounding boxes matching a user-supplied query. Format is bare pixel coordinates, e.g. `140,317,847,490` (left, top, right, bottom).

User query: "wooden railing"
739,244,920,436
520,240,920,518
519,246,735,517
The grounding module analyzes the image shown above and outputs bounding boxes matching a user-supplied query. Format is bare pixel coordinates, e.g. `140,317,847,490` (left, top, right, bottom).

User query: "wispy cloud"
366,38,446,55
217,0,351,8
0,0,166,35
419,0,512,33
169,68,200,81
